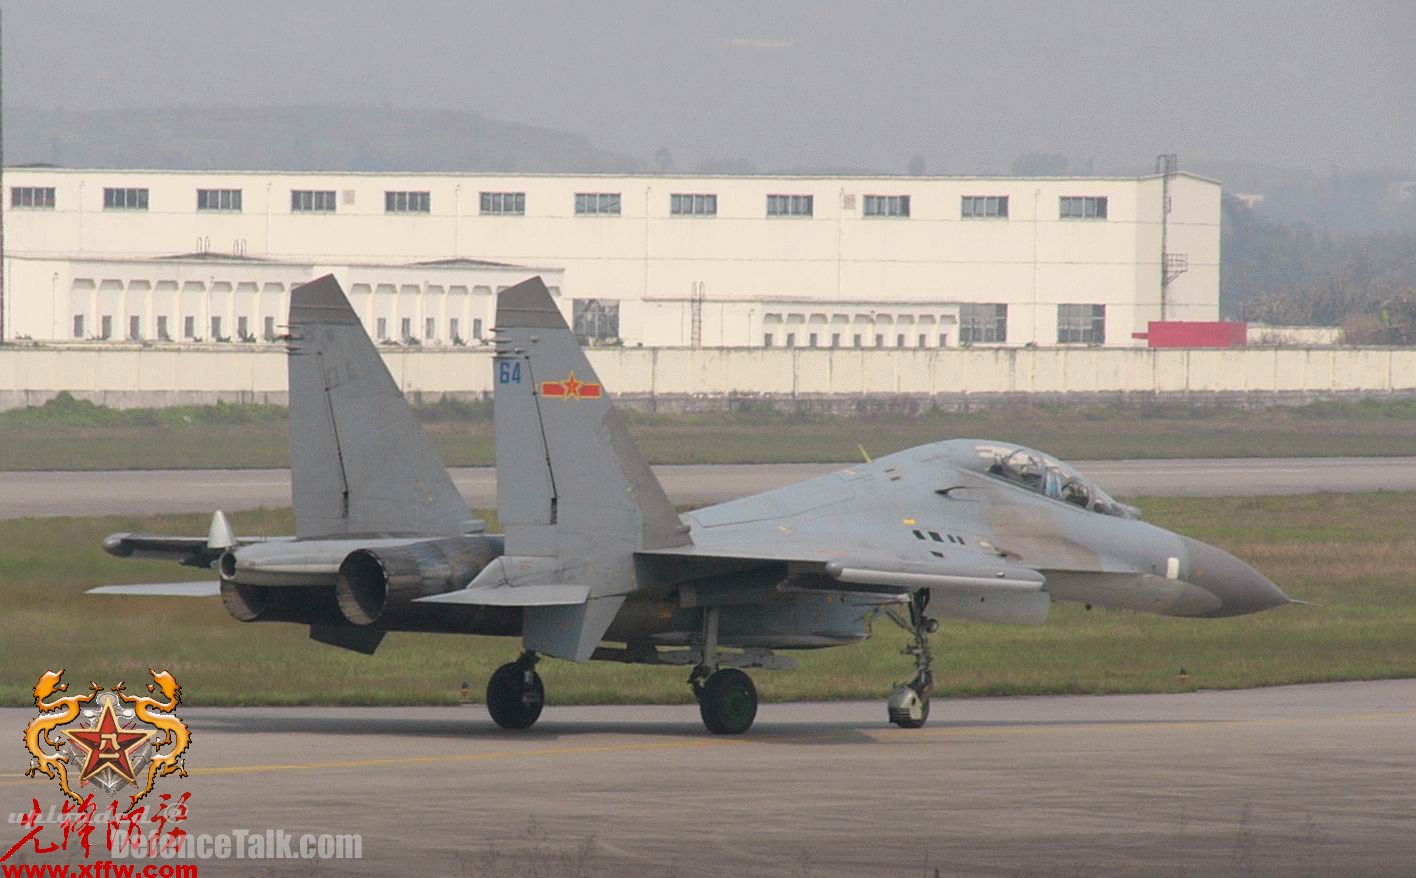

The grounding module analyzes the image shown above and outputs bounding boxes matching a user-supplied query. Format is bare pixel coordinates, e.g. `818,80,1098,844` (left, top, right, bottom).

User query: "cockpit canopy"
971,443,1140,519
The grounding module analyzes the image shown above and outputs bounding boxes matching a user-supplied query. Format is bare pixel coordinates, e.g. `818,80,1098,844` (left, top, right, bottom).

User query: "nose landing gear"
887,590,937,729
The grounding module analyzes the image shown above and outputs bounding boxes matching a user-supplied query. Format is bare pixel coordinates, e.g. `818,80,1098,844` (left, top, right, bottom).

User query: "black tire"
699,668,758,735
486,662,545,730
894,695,930,729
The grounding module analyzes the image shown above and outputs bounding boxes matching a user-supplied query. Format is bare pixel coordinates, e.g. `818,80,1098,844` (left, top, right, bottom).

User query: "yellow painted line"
191,738,743,776
0,738,743,786
0,707,1410,787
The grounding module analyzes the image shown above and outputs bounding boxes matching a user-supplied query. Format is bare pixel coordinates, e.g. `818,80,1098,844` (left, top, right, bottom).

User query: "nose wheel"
486,652,544,730
887,590,937,729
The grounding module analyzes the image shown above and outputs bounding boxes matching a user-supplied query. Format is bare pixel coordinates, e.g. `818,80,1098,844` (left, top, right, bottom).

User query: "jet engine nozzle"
335,537,501,626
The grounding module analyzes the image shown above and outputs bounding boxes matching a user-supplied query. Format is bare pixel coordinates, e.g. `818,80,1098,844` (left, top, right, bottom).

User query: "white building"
2,252,562,348
2,168,1221,349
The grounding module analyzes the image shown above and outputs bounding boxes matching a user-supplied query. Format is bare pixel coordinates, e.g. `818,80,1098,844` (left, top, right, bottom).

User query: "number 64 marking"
498,361,523,384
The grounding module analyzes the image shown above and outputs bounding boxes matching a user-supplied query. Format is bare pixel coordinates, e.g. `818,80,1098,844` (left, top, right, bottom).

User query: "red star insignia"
562,371,583,399
63,701,153,786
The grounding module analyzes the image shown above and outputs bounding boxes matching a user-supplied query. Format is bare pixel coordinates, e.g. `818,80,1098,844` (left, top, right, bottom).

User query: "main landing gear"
689,607,758,735
486,651,545,730
886,590,938,729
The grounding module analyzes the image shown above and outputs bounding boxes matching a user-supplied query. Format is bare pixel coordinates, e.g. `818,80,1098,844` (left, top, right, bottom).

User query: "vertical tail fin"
493,277,688,559
287,275,475,538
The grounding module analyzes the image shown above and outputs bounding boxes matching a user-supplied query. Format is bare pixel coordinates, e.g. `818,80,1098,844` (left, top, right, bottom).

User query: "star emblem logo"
62,699,154,786
540,370,602,400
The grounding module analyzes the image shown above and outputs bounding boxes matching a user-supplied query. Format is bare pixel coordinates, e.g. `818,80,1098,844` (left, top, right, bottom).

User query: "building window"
670,193,717,216
237,316,250,341
400,318,413,341
376,318,388,340
896,333,906,348
874,333,884,347
197,189,242,211
263,316,276,341
766,194,813,217
785,333,796,348
11,187,55,209
917,334,927,348
211,316,223,340
831,333,841,347
573,299,620,343
480,191,525,215
291,190,336,213
182,316,195,340
473,318,483,340
386,190,431,213
103,187,148,210
764,334,774,347
157,316,170,341
129,315,142,341
961,195,1008,219
1057,304,1106,344
575,193,621,216
853,334,862,348
72,315,85,338
98,316,112,340
1060,196,1108,220
808,332,819,347
424,317,436,341
938,333,948,347
863,195,910,217
960,304,1008,344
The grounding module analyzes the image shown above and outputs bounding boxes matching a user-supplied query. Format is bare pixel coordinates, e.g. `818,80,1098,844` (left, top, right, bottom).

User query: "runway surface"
1,679,1411,876
3,456,1414,519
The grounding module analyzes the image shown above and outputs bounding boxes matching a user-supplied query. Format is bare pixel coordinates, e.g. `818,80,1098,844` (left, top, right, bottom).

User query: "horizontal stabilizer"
415,584,591,607
87,582,222,597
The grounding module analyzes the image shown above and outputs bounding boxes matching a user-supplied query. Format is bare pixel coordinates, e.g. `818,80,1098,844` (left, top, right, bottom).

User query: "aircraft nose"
1181,537,1290,617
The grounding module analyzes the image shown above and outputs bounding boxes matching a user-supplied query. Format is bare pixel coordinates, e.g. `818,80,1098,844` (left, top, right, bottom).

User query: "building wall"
4,168,1221,348
3,344,1410,411
1,255,563,349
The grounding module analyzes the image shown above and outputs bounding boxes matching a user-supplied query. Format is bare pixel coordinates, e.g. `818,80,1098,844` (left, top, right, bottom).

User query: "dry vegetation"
0,493,1412,707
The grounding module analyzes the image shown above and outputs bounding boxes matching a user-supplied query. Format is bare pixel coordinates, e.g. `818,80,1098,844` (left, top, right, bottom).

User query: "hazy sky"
5,1,1414,174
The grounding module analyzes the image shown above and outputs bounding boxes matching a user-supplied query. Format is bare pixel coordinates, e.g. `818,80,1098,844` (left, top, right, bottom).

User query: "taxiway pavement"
3,456,1414,519
1,680,1412,876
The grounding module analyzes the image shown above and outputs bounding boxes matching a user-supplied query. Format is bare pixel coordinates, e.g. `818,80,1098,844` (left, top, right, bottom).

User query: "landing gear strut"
689,607,758,735
887,590,937,729
487,652,544,730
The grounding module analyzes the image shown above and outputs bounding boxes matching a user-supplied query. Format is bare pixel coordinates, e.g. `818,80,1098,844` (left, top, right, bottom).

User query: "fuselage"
192,439,1288,649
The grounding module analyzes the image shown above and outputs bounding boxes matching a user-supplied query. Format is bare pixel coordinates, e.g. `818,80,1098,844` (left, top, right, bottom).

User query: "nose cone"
1181,538,1290,617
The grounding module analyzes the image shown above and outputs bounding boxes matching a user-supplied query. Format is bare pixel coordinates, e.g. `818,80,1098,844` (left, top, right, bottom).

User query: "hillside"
3,105,647,173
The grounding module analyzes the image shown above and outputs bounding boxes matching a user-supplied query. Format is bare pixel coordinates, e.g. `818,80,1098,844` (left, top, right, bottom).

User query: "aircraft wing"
637,545,1051,625
87,581,222,597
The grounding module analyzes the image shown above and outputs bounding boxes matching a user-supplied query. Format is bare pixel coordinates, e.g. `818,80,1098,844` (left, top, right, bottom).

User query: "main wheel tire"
699,668,758,735
486,662,545,730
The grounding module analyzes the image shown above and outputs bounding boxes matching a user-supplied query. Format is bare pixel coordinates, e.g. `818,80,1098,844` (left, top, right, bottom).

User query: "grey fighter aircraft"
94,275,1293,735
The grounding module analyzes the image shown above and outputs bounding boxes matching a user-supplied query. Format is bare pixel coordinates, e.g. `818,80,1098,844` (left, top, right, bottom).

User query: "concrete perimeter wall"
2,344,1414,412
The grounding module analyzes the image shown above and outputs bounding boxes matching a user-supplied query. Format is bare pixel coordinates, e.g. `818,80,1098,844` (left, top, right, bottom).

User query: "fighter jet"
94,275,1293,734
